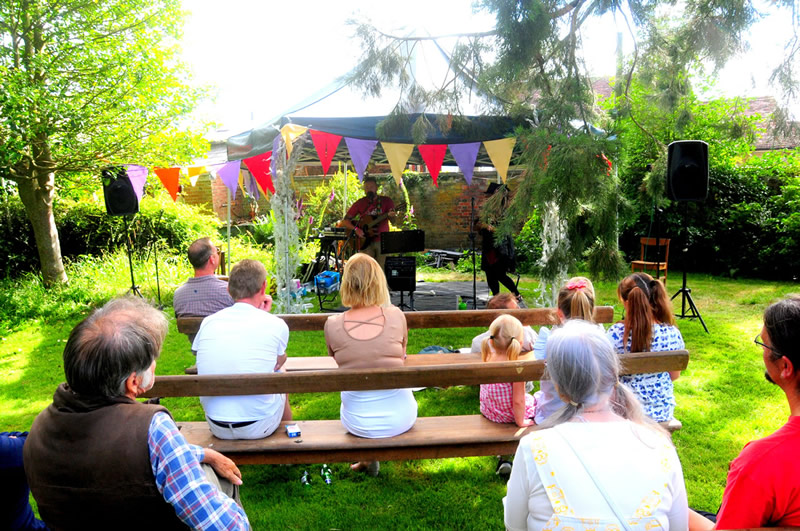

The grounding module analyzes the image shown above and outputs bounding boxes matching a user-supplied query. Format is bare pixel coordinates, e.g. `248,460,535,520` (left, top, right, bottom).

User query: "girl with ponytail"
479,315,536,428
505,320,687,530
607,272,685,422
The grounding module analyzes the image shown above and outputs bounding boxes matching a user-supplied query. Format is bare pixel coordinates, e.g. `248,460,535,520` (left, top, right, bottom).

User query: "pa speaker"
102,167,139,216
667,140,709,202
384,256,416,293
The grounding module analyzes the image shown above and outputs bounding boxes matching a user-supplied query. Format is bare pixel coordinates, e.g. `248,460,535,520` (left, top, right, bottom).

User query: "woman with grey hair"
504,320,688,530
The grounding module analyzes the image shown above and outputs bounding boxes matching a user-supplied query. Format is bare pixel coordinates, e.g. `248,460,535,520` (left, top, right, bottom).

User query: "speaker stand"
123,215,142,298
396,290,415,311
671,269,708,333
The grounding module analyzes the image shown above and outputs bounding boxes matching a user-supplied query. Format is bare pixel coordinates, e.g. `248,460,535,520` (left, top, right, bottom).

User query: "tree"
0,0,206,285
345,0,799,300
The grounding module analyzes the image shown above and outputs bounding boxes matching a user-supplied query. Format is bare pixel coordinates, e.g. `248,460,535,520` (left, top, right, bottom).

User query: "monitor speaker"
384,256,416,292
667,140,709,202
102,167,139,216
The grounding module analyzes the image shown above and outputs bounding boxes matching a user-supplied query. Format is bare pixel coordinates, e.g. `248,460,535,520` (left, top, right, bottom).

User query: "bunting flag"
280,124,308,157
124,165,148,201
154,167,180,201
381,142,415,186
245,172,260,201
484,137,516,183
243,151,275,194
270,135,281,178
449,142,481,185
310,130,342,175
417,144,447,187
216,160,241,199
187,166,206,187
344,137,378,181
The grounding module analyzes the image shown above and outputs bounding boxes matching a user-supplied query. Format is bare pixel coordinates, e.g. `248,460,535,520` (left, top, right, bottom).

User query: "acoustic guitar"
348,201,406,251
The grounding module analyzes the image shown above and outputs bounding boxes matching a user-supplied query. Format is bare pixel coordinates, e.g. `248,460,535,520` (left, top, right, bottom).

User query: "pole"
470,196,477,309
226,188,232,272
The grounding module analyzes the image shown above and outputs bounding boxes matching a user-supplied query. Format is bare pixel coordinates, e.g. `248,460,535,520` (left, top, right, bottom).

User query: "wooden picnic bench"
146,349,689,465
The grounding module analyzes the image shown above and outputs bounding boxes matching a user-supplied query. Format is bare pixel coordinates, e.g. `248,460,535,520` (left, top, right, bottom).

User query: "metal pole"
226,187,232,272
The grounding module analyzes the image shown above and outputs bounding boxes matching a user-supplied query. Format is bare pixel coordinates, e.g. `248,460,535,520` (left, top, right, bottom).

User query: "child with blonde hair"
479,315,536,428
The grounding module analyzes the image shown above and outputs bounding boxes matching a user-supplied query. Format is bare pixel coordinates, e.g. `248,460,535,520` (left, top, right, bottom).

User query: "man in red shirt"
691,295,800,530
340,176,396,269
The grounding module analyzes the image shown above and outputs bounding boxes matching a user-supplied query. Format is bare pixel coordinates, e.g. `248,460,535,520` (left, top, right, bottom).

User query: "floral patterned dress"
606,323,685,422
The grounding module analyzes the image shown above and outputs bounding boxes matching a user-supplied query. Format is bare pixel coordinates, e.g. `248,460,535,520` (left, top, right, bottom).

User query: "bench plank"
176,306,616,335
178,416,534,465
148,351,689,398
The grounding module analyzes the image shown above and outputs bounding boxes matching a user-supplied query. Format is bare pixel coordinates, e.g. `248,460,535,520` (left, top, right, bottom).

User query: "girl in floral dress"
607,272,685,422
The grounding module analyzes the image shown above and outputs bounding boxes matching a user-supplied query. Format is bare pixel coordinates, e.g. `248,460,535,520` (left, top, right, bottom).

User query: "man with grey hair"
690,295,800,530
174,237,234,345
24,297,249,530
193,259,292,440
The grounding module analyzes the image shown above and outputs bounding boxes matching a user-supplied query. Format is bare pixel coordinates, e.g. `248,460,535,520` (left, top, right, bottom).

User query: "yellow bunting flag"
237,171,246,198
281,124,308,157
188,166,206,187
483,137,516,183
381,142,415,186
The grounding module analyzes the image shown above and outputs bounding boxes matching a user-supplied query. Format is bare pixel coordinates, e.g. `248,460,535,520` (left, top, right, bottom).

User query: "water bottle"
301,470,312,487
458,296,467,311
320,464,333,485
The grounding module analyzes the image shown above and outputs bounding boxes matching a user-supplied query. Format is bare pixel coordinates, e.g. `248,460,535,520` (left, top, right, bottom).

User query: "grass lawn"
1,254,797,528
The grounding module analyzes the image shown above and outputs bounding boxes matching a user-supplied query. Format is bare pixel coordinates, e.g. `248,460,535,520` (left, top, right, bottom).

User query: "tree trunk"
16,169,68,286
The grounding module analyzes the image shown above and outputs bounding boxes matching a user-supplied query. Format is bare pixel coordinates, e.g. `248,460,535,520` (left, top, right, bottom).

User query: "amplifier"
384,256,416,293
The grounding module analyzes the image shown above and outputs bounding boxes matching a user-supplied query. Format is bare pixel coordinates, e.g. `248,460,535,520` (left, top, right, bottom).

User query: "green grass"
1,254,798,528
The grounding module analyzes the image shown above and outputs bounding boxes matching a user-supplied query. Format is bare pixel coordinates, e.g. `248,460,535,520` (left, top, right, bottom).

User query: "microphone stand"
469,196,477,309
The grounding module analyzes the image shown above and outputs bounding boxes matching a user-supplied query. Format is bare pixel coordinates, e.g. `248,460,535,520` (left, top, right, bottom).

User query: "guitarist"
340,175,397,269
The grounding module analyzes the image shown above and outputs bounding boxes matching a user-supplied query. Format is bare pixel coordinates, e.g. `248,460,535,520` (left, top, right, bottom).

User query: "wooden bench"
146,350,689,465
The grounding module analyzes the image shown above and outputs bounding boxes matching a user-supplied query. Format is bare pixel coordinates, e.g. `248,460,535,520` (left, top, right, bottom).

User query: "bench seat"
179,415,534,465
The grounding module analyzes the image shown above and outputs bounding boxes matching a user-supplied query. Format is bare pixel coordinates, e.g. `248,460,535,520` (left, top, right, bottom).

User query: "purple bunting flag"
449,142,481,185
344,137,378,181
124,165,148,201
270,135,281,178
245,172,260,201
216,160,241,200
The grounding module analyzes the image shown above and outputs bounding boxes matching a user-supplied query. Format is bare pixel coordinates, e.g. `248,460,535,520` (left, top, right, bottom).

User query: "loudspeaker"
102,167,139,216
667,140,709,202
381,230,425,254
384,256,416,292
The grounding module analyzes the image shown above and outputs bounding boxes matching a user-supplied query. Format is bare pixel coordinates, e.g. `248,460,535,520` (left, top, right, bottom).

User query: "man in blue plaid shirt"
24,297,249,529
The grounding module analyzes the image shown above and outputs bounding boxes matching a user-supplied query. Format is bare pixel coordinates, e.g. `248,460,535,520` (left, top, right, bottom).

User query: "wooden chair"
631,237,670,285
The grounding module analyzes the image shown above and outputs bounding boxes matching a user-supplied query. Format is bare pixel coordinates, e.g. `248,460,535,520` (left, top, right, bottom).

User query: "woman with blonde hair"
324,253,417,476
505,320,688,530
607,272,685,422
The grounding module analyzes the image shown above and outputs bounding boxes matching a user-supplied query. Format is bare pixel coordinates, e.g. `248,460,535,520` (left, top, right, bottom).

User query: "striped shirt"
148,412,249,529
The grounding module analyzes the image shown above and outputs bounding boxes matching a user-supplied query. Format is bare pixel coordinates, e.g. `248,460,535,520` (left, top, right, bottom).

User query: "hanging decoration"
216,160,241,199
381,142,415,186
124,165,148,200
187,166,206,187
310,130,343,175
449,142,481,185
154,167,180,201
344,138,378,181
483,138,516,183
416,144,447,187
280,124,308,157
243,151,275,194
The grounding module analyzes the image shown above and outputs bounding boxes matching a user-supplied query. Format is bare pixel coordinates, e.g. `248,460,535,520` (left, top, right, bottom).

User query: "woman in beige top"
324,253,418,476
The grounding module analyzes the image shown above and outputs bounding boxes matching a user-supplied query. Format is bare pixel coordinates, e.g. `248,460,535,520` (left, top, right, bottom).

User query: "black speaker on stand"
666,141,709,333
382,231,425,311
101,167,142,297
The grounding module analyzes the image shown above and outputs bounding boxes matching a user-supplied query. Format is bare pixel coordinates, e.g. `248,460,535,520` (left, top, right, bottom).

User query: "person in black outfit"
478,183,522,301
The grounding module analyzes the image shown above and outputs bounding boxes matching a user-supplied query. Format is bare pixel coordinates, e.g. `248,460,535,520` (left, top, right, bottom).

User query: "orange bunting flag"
417,144,447,187
483,137,516,183
243,151,275,194
381,142,415,186
310,130,343,175
154,167,180,201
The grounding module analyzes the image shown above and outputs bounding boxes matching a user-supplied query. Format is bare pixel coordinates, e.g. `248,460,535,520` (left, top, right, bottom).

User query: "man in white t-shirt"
193,259,292,440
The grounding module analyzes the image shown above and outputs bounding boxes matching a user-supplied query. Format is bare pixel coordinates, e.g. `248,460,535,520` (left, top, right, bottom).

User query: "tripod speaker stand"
382,231,425,311
670,249,708,333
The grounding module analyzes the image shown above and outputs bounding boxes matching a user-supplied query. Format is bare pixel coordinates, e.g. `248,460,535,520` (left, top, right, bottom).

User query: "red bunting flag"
310,130,343,175
417,144,447,187
154,167,180,201
243,151,275,194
